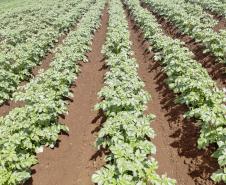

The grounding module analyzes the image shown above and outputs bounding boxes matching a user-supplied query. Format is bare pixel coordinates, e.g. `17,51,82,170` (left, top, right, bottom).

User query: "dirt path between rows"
141,3,226,89
24,6,109,185
126,11,223,185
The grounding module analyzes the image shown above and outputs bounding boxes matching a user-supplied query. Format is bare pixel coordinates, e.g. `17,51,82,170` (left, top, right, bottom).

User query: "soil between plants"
126,10,223,185
24,6,109,185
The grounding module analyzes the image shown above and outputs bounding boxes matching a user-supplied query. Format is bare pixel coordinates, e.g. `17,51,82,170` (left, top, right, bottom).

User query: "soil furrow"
141,3,226,89
126,10,223,185
24,6,109,185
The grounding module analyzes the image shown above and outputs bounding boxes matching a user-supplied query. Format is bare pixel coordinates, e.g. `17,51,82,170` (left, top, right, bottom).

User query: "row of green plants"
187,0,226,16
142,0,226,64
143,0,217,29
92,0,176,184
161,0,218,27
0,0,33,13
0,0,84,45
0,0,106,184
0,0,40,20
0,0,95,104
124,0,226,183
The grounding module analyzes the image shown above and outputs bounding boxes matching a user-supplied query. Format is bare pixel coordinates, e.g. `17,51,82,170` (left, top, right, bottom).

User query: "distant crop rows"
0,0,95,104
142,0,226,64
0,0,34,13
188,0,226,17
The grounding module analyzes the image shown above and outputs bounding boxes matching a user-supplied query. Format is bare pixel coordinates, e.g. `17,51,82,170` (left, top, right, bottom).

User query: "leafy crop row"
124,0,226,183
159,0,218,27
0,0,95,104
143,0,217,29
0,0,85,45
0,0,35,13
142,0,226,64
187,0,226,17
92,0,176,184
0,0,106,184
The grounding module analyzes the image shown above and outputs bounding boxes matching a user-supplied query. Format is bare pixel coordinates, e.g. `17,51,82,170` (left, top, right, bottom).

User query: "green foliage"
143,0,226,64
92,0,176,184
0,0,106,184
187,0,226,17
161,0,217,26
125,0,226,183
0,0,95,104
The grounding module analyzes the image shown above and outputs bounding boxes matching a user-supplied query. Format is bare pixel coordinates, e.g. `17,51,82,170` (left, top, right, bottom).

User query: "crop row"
0,0,106,184
142,0,226,64
124,0,226,183
143,0,217,29
92,0,176,184
187,0,226,16
0,0,36,14
0,0,95,104
0,0,83,44
161,0,218,27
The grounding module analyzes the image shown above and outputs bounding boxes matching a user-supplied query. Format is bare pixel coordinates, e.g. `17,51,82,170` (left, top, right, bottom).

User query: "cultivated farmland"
0,0,225,185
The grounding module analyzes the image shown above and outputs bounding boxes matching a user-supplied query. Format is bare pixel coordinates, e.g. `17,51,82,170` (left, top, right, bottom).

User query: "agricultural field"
0,0,225,184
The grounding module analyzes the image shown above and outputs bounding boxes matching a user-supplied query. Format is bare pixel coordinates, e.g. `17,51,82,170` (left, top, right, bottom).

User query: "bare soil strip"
141,3,226,89
24,6,109,185
126,10,224,185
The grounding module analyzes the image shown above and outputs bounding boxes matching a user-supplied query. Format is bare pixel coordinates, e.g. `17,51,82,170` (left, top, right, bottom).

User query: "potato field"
0,0,225,185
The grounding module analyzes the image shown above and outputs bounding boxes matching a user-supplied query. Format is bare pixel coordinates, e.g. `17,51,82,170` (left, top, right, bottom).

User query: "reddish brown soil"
24,6,109,185
141,3,226,89
206,10,226,32
0,100,24,117
213,17,226,32
126,10,224,185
